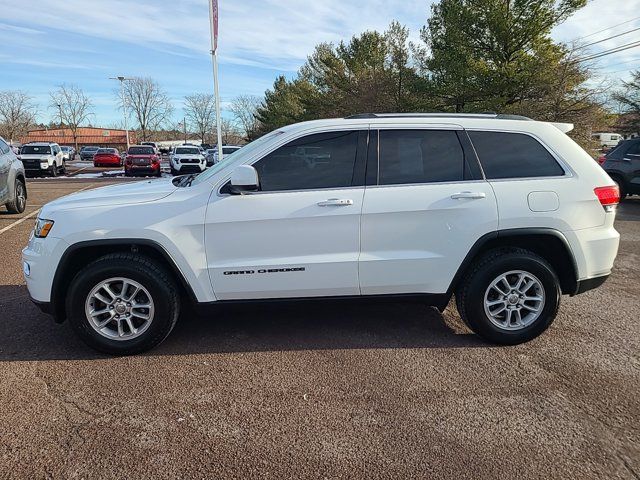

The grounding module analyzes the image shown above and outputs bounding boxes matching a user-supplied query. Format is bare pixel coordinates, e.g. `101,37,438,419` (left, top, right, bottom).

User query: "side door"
0,138,11,203
205,128,368,300
359,126,498,295
622,141,640,193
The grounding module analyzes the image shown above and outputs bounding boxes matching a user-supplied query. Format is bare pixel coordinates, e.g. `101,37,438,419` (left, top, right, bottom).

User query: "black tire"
455,248,561,345
59,160,66,175
170,166,178,176
6,179,26,214
49,163,57,177
66,253,180,355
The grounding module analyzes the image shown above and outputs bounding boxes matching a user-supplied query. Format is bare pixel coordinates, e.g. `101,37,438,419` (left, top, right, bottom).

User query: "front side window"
253,131,359,192
0,139,9,154
468,131,565,179
378,130,466,185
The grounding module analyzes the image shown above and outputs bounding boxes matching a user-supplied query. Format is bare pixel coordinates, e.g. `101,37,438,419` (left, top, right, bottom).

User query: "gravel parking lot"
1,177,638,479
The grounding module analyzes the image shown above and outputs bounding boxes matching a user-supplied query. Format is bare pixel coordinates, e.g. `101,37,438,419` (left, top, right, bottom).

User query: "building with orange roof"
20,127,136,151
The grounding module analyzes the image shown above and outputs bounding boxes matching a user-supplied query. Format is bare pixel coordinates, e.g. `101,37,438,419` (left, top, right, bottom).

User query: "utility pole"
109,76,130,151
183,117,187,144
208,0,223,162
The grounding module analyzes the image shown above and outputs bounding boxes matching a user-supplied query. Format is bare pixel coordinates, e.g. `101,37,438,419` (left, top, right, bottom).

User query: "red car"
93,148,122,167
124,145,161,177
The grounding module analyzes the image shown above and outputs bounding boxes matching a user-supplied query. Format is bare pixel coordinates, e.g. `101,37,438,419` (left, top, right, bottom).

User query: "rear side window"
253,131,359,192
626,141,640,156
468,131,564,179
378,130,467,185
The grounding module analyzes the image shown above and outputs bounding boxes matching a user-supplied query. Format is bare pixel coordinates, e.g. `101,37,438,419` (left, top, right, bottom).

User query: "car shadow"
0,285,486,362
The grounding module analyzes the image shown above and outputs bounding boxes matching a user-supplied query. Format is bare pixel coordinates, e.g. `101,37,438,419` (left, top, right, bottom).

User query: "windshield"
175,147,200,155
191,130,284,186
21,145,51,155
83,146,99,152
223,147,240,154
128,146,154,155
97,148,117,154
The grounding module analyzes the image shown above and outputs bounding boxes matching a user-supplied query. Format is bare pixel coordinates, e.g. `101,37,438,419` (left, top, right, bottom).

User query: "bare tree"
220,118,243,145
120,77,174,141
230,95,261,140
50,84,93,152
0,90,37,144
613,70,640,136
184,93,216,144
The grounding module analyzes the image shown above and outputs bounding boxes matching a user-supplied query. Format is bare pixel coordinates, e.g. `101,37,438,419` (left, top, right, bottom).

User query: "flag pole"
208,0,223,162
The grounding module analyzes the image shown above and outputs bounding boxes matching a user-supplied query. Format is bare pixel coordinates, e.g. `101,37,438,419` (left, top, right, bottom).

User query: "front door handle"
451,191,486,200
317,198,354,207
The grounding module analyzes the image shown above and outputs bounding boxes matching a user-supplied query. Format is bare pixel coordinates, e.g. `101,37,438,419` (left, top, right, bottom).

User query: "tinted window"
468,131,564,179
378,130,466,185
253,131,358,192
626,141,640,156
0,139,9,154
21,145,52,155
223,147,240,155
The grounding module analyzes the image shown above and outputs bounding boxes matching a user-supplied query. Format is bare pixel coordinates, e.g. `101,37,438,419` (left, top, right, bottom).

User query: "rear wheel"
456,248,560,345
6,179,26,214
66,254,180,355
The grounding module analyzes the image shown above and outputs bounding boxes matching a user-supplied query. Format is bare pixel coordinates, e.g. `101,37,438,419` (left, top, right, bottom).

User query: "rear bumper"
574,274,610,295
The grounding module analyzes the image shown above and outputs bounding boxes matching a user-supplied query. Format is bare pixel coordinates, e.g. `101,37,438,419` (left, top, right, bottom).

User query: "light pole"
109,76,130,151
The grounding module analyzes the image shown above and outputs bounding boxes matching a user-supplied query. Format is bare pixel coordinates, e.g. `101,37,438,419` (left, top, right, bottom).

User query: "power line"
577,40,640,62
573,15,640,42
575,26,640,50
593,57,640,70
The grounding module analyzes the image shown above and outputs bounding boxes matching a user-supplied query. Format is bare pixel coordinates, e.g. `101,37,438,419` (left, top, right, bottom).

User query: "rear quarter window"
468,131,565,179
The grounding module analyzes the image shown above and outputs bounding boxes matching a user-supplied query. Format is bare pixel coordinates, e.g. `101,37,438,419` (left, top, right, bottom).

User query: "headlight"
34,218,54,238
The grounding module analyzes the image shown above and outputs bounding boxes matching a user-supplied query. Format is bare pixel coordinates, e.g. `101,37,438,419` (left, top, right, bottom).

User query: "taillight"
597,155,606,165
594,185,619,211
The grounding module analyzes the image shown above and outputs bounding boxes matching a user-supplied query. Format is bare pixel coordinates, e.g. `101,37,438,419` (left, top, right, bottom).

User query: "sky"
0,0,638,126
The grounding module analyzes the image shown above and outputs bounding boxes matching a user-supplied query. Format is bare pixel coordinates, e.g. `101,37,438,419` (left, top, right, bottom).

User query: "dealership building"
20,127,135,151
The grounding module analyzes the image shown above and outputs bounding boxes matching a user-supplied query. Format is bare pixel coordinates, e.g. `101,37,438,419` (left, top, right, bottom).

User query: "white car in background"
170,145,206,175
19,142,66,177
213,145,242,164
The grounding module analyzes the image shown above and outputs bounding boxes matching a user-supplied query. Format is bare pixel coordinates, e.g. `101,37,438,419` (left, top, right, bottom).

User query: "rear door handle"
317,198,354,207
450,191,486,200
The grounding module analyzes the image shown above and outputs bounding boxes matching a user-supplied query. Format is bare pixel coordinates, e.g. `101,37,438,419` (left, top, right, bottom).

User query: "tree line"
252,0,640,149
0,79,258,149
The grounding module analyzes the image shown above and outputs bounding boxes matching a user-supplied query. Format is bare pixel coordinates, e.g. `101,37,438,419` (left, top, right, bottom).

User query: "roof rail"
344,112,533,121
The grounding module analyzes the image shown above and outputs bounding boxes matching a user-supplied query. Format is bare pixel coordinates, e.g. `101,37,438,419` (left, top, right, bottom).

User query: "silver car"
0,136,27,213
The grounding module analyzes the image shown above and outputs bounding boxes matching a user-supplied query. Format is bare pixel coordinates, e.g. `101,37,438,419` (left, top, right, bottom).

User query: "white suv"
19,142,66,177
22,114,620,355
170,145,206,175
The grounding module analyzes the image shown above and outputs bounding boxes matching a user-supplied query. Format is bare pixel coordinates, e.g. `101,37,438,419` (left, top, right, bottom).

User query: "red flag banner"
211,0,219,53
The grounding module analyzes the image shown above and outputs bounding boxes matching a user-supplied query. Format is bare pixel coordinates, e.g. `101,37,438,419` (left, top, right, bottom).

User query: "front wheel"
456,248,560,345
49,163,57,177
66,254,180,355
6,179,26,213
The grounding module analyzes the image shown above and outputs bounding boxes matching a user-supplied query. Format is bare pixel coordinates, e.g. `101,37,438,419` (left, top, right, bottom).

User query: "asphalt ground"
0,178,638,479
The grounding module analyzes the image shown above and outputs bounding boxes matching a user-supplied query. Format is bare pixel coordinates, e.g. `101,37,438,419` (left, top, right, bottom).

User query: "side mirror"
229,165,259,194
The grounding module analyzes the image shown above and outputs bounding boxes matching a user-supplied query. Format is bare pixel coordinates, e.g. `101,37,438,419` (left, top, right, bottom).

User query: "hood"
44,177,177,212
